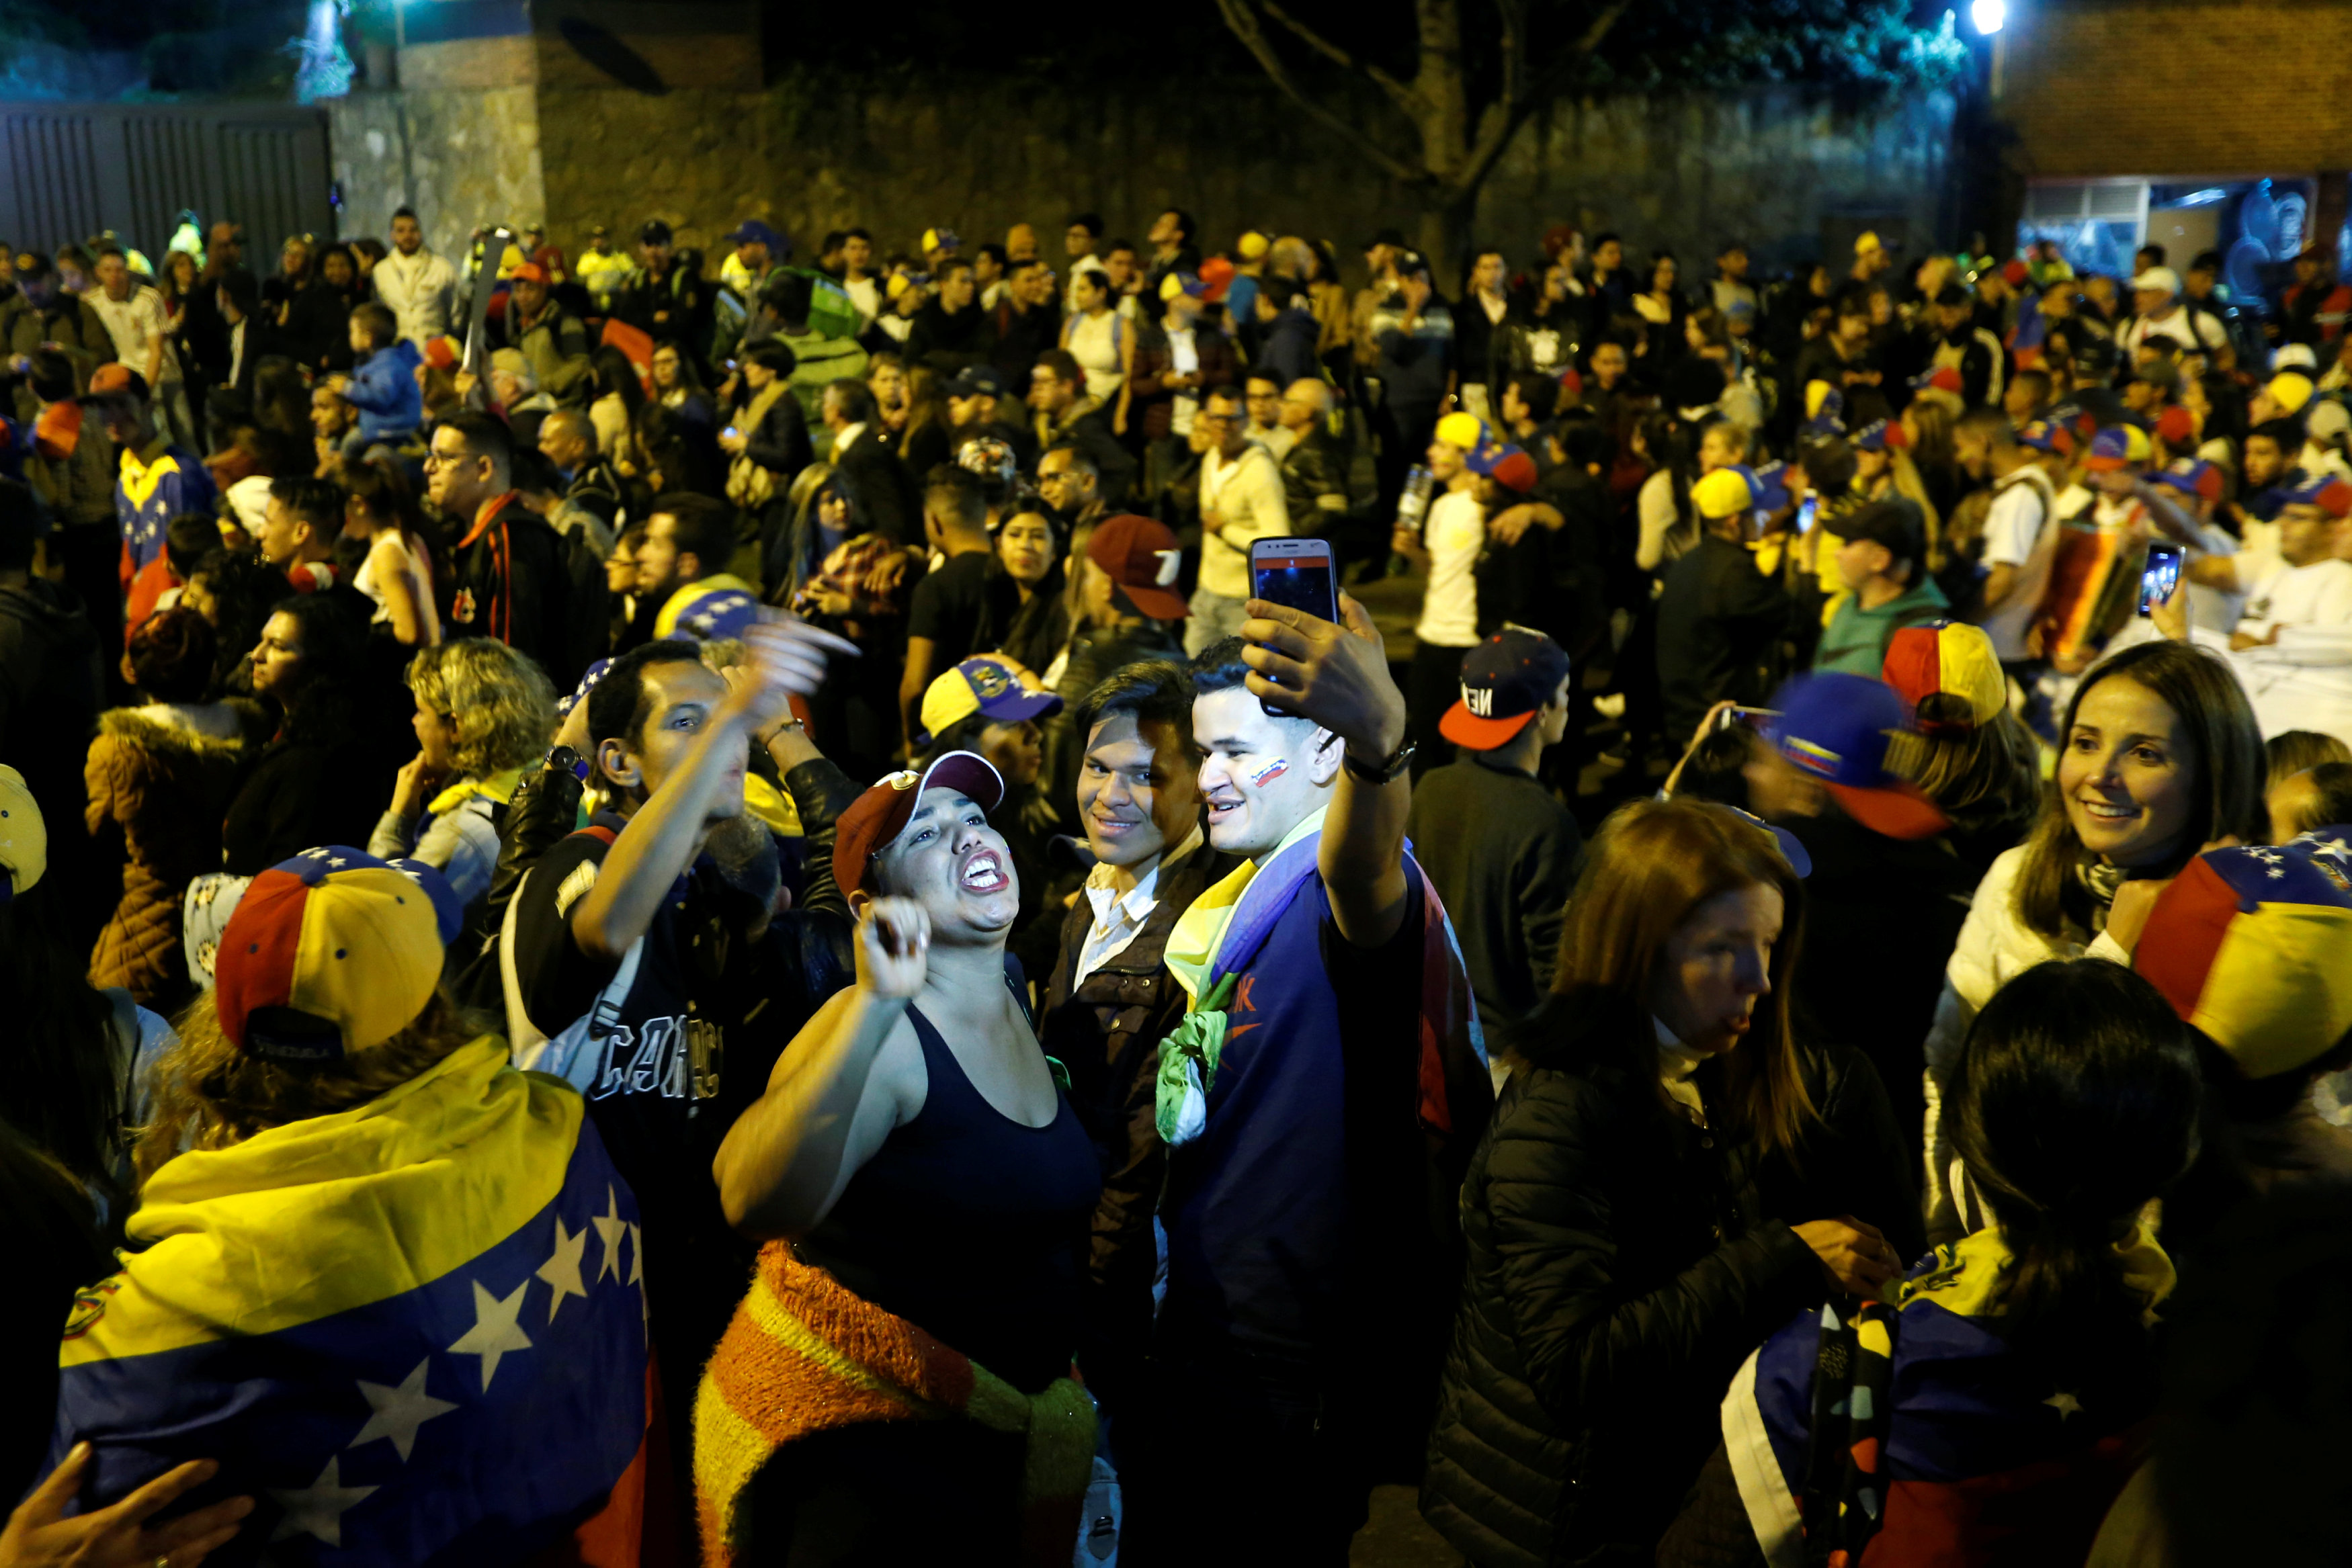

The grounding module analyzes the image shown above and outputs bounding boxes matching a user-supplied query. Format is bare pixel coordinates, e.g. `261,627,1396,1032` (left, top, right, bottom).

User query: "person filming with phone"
1118,597,1488,1563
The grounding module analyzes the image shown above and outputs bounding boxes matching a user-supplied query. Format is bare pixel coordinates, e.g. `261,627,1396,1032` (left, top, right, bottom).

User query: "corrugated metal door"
0,101,333,261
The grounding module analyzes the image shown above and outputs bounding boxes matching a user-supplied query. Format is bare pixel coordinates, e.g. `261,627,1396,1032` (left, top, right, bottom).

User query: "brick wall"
1998,0,2352,178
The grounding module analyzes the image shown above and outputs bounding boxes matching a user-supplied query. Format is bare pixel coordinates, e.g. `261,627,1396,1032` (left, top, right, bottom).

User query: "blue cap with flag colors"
1749,460,1793,514
214,847,454,1061
918,653,1062,746
662,583,763,642
2148,458,2224,504
1767,672,1949,840
2281,471,2352,517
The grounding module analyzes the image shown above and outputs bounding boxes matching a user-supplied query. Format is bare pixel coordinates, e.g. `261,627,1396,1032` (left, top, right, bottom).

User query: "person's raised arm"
1239,592,1411,948
714,897,931,1237
572,616,855,961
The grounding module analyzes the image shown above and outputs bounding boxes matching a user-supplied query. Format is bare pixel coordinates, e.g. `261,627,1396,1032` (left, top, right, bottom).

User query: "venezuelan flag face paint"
1249,758,1290,788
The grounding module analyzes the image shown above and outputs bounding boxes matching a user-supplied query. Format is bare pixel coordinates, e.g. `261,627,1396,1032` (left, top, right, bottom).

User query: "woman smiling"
1919,639,2264,1235
705,752,1101,1563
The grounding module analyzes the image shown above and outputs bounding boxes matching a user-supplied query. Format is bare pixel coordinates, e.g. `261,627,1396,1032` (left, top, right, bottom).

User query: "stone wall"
329,85,546,258
330,3,1959,281
528,71,1958,281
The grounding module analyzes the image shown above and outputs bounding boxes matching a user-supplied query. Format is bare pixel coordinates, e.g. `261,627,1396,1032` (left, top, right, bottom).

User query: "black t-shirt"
510,822,796,1389
907,549,1018,670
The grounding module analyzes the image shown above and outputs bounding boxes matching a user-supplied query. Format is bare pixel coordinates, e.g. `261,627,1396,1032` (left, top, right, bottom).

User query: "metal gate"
0,100,333,263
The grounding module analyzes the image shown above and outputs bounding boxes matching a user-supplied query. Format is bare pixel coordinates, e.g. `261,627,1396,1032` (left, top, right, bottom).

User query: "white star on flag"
592,1185,628,1281
626,1221,643,1287
448,1278,534,1392
538,1215,590,1322
270,1456,378,1546
2045,1389,2085,1420
349,1358,456,1463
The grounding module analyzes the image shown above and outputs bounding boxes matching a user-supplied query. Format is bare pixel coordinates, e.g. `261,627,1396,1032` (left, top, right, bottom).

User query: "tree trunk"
1416,185,1481,284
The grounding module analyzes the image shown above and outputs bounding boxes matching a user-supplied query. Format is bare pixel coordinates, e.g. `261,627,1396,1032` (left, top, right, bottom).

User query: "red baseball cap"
1086,514,1188,621
509,261,548,284
832,752,1006,901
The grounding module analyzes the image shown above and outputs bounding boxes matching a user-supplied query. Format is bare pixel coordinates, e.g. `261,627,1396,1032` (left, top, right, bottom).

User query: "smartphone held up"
2138,543,2183,617
1249,537,1339,716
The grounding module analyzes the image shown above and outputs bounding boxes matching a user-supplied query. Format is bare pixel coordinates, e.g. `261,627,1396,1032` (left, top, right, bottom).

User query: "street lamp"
1971,0,2005,34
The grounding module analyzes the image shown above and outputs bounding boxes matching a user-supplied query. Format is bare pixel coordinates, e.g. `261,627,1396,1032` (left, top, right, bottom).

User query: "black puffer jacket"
1420,997,1918,1567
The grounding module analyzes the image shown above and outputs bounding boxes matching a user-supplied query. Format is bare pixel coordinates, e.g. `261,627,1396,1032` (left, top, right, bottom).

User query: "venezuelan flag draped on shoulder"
48,846,656,1567
1721,1224,2172,1567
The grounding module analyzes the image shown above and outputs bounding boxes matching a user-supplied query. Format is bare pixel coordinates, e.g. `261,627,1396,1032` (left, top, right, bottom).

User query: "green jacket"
1813,576,1949,679
782,329,869,432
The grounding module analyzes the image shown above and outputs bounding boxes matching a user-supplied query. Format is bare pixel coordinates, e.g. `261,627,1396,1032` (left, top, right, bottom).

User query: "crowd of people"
3,197,2352,1568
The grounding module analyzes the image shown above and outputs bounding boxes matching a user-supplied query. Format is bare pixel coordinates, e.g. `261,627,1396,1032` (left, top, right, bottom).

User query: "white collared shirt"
1073,826,1203,990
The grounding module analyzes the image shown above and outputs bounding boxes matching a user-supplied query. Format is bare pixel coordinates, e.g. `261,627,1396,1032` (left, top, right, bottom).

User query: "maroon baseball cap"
832,751,1006,900
1086,514,1188,621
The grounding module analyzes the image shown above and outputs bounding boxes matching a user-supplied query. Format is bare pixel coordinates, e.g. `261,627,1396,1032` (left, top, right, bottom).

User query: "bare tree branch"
1212,0,1427,185
1452,0,1631,195
1493,0,1526,119
1257,0,1419,114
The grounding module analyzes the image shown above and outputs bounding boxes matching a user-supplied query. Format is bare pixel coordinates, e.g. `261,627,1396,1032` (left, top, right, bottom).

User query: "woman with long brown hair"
1919,638,2263,1231
1421,798,1918,1568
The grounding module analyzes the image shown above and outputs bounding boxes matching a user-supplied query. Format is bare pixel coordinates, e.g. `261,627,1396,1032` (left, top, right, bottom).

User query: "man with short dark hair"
509,616,856,1491
898,464,1017,750
989,258,1062,398
429,409,580,681
538,407,625,553
257,474,345,593
1241,368,1288,455
640,492,759,640
1122,608,1485,1561
1036,443,1107,532
1042,658,1240,1415
907,259,994,375
373,206,457,349
837,227,880,326
1063,212,1103,312
1143,208,1201,300
823,376,919,549
1030,348,1135,501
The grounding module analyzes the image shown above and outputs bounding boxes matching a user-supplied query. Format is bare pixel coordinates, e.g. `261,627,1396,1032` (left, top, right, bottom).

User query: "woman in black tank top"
714,753,1101,1563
